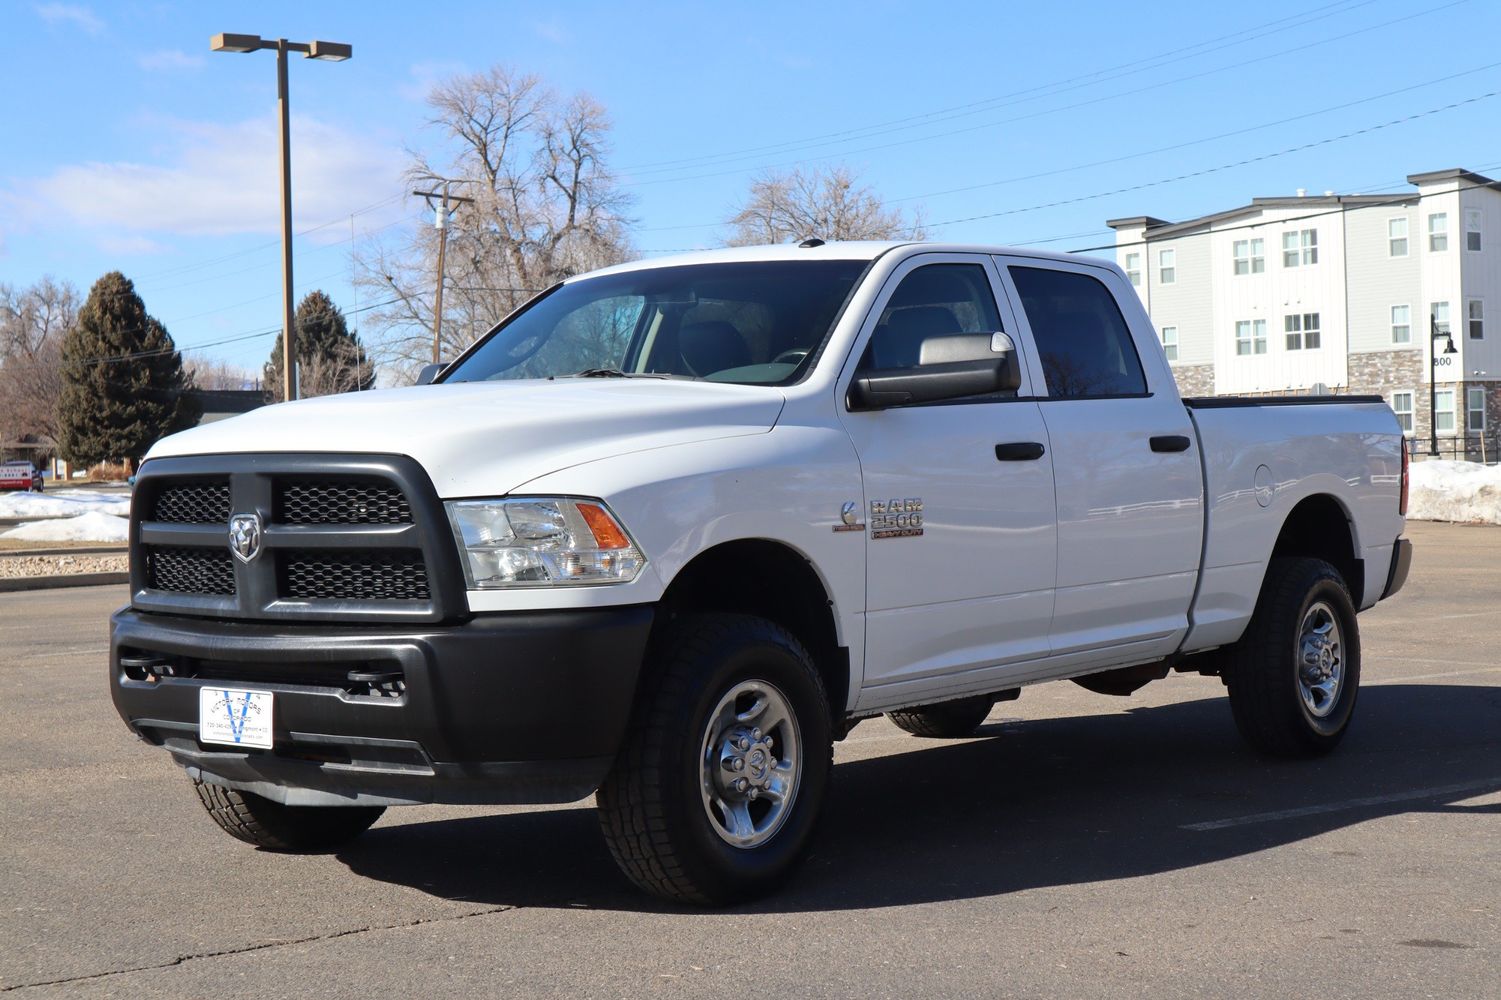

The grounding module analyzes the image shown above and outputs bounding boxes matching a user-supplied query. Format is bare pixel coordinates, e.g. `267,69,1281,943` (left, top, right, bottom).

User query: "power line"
618,0,1380,175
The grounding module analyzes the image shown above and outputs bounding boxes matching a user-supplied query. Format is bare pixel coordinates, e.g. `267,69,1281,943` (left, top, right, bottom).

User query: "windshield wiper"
570,368,634,378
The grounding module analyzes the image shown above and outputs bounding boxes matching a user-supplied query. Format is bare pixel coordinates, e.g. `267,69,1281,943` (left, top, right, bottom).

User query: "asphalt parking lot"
1,520,1495,999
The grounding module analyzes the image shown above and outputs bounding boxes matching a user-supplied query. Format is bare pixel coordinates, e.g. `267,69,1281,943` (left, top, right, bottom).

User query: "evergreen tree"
263,291,375,401
56,272,199,466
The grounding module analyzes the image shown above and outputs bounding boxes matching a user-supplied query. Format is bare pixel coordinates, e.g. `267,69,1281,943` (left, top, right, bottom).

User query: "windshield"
443,260,868,385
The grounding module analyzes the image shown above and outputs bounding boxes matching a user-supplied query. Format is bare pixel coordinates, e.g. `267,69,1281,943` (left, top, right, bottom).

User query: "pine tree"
56,272,199,466
263,291,375,401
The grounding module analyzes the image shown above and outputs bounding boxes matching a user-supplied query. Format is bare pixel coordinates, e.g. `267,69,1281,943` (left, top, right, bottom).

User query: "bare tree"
360,66,635,382
0,277,80,455
293,339,375,400
184,357,256,391
724,165,926,247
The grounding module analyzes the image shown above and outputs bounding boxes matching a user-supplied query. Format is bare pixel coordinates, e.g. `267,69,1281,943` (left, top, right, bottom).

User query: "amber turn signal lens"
577,502,631,549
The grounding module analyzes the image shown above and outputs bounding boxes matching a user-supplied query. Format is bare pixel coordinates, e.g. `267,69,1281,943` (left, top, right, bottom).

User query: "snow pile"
0,490,131,519
0,511,130,542
1408,460,1501,524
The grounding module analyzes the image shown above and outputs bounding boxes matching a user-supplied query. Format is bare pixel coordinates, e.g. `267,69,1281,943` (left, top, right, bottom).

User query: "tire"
1225,556,1361,757
596,614,833,905
887,694,994,738
192,778,385,851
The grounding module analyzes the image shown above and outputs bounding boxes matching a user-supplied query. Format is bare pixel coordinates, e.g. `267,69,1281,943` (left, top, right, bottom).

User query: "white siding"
1143,233,1214,366
1345,202,1422,355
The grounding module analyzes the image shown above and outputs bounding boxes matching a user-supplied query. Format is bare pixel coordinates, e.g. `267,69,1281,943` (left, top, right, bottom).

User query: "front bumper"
109,605,653,806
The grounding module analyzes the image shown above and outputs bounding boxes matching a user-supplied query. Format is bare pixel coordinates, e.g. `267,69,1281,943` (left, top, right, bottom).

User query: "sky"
2,0,1499,376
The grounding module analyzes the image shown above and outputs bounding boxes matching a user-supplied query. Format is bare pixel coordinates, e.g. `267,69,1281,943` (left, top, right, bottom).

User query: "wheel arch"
1268,492,1364,607
650,538,850,726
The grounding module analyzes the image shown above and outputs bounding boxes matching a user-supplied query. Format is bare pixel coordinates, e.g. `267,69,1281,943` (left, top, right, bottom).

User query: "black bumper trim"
1382,537,1412,601
111,604,653,805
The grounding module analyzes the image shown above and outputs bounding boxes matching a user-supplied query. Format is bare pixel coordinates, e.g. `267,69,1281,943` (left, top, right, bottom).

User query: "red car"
0,461,44,491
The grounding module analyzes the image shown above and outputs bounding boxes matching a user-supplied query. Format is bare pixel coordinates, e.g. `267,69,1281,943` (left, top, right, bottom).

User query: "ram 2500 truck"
110,242,1411,904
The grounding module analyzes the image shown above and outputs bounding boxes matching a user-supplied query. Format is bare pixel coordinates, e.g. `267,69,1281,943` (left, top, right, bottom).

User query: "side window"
860,263,1002,372
1009,266,1148,399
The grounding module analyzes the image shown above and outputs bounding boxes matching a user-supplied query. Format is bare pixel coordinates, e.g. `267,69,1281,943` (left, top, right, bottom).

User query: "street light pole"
210,33,352,402
1430,313,1457,458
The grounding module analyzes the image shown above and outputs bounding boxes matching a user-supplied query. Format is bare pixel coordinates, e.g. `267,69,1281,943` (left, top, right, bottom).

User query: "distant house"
189,388,266,425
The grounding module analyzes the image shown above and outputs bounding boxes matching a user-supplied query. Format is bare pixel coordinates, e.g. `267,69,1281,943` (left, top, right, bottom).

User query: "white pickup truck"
110,241,1411,904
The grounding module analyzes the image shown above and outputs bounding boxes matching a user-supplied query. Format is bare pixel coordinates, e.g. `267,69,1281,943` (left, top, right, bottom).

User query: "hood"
147,379,786,497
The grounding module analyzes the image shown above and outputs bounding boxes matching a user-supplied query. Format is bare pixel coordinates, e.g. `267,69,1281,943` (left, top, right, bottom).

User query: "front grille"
283,551,430,601
148,547,236,595
278,480,412,524
132,456,453,622
154,481,230,523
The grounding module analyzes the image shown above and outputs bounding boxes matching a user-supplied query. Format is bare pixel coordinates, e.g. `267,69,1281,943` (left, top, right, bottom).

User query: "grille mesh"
278,480,412,525
153,482,230,524
283,551,430,601
148,547,236,595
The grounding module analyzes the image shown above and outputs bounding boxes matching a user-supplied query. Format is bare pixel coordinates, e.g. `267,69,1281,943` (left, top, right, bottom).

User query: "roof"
1112,167,1498,242
583,241,1092,279
188,388,265,416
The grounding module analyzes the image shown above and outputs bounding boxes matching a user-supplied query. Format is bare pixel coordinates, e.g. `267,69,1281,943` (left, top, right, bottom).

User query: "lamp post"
1429,313,1458,457
210,33,352,402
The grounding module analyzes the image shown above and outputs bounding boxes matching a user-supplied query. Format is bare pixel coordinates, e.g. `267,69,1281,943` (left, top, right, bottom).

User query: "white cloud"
96,234,169,255
399,60,467,102
15,114,405,240
533,19,569,44
137,49,204,72
34,3,103,34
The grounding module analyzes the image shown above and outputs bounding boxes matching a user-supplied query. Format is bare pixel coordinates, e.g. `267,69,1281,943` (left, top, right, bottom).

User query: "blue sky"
2,0,1499,373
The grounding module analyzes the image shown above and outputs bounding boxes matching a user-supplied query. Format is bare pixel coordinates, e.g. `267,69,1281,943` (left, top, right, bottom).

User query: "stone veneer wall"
1169,363,1215,398
1348,349,1501,461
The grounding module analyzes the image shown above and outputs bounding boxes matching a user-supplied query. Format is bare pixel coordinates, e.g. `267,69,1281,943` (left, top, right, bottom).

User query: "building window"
1232,238,1265,275
1469,298,1484,340
1466,208,1483,252
1388,217,1409,257
1235,319,1267,355
1434,389,1456,433
1433,301,1451,337
1124,252,1141,286
1391,391,1414,435
1468,386,1486,432
1161,326,1178,361
1282,229,1317,267
1429,213,1448,251
1391,304,1411,344
1285,313,1321,350
1159,248,1176,284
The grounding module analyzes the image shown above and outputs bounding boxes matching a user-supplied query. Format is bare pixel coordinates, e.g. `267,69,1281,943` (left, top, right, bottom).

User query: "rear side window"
1008,266,1147,399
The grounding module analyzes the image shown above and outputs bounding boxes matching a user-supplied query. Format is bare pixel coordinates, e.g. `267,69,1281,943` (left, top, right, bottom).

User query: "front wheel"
1225,557,1361,757
596,614,832,905
192,779,385,851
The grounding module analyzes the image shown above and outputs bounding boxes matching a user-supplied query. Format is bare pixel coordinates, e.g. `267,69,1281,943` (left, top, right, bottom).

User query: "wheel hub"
700,681,802,849
1296,601,1344,718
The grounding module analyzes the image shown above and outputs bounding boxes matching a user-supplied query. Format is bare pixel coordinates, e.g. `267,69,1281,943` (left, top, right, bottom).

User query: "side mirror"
416,362,449,386
847,332,1021,411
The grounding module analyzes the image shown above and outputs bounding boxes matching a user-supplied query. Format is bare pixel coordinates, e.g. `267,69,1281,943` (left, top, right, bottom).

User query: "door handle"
995,442,1046,461
1150,434,1192,453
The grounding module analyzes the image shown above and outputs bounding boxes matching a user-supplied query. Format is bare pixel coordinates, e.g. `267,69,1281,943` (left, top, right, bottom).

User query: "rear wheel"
1225,557,1361,757
887,694,995,738
192,779,385,851
597,614,832,905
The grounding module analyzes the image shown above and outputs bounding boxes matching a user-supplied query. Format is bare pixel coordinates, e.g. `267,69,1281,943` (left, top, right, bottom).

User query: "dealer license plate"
199,687,274,749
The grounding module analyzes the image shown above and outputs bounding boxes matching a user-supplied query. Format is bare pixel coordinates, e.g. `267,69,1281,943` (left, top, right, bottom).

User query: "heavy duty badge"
870,498,923,538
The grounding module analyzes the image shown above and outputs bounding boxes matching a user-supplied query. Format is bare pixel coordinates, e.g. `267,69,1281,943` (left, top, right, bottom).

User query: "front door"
995,256,1203,665
838,254,1058,705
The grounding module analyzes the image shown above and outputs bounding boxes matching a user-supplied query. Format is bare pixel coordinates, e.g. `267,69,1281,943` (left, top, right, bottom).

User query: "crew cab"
110,242,1410,904
1,461,43,491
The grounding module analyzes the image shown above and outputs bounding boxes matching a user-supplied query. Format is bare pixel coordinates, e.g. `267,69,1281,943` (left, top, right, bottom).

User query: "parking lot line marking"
1370,665,1501,683
1181,778,1500,832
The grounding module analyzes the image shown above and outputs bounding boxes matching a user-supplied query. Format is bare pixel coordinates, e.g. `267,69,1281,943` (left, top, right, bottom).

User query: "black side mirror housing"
847,332,1021,411
416,362,449,386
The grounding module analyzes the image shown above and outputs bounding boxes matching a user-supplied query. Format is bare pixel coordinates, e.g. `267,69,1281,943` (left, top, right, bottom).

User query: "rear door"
994,256,1202,665
838,254,1057,702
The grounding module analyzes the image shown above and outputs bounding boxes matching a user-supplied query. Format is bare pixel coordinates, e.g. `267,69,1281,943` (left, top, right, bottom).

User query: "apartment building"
1110,168,1501,458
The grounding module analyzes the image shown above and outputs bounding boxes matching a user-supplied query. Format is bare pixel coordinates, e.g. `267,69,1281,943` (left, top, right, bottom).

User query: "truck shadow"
336,682,1500,913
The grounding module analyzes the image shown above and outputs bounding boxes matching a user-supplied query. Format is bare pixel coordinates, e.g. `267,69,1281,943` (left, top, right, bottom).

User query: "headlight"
444,497,645,588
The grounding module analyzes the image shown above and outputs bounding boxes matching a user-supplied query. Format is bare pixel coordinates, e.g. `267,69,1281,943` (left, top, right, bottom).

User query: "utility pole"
412,180,474,364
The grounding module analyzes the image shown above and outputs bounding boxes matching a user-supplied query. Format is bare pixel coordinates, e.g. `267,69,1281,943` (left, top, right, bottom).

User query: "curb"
0,545,128,558
0,572,130,593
